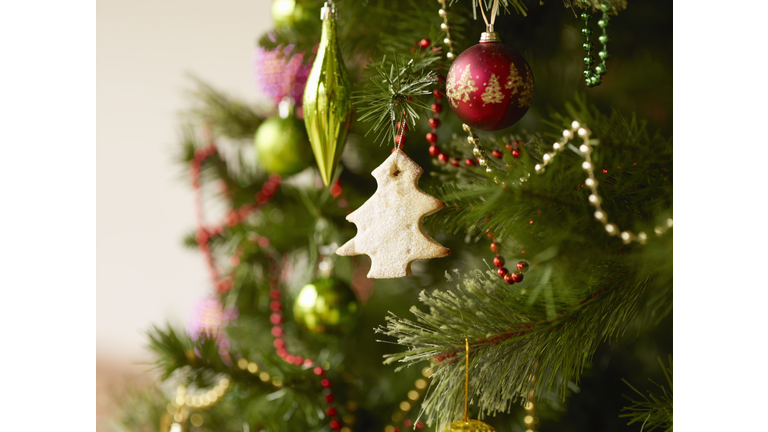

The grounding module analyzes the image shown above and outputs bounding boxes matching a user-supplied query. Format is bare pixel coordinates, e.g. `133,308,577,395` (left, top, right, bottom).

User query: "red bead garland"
190,137,282,294
485,230,529,286
266,262,345,430
189,129,345,430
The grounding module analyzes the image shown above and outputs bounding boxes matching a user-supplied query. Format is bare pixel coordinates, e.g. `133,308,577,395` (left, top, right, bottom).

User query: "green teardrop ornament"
302,2,353,187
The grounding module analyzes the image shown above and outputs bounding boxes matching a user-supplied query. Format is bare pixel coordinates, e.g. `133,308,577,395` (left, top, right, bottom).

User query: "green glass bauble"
293,278,359,334
581,27,592,37
271,0,309,27
583,55,595,66
254,112,311,176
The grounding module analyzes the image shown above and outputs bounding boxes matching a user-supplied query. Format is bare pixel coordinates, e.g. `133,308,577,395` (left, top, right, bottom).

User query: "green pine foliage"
111,0,672,431
620,356,673,432
378,99,672,430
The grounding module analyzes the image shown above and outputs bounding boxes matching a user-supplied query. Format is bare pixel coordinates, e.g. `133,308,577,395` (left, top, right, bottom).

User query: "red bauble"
446,37,534,131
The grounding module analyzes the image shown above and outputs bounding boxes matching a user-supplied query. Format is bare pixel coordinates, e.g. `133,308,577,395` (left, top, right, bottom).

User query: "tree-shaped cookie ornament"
336,150,450,278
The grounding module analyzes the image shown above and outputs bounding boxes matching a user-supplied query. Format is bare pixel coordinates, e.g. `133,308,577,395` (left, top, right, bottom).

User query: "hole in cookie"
392,170,400,177
406,249,411,254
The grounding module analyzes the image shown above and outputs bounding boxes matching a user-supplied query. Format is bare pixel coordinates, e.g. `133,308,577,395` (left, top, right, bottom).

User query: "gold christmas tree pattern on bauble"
446,64,478,108
302,1,352,186
336,150,450,278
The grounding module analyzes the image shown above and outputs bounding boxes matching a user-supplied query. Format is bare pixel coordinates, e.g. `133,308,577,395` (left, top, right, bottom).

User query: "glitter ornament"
445,420,497,432
445,28,533,131
336,150,450,278
187,295,238,356
253,46,311,106
293,278,359,334
302,1,353,186
254,101,312,175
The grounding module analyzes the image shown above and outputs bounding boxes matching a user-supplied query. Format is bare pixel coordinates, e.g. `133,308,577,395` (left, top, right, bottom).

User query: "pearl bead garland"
528,120,672,245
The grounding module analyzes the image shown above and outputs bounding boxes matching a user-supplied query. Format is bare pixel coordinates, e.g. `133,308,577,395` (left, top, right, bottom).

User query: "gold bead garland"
522,120,672,244
437,0,456,60
463,123,505,184
160,378,232,432
384,366,434,431
523,383,537,432
237,356,284,387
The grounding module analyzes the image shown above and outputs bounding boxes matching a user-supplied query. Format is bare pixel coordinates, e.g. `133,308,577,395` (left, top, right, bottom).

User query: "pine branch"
378,266,653,431
185,76,267,140
378,100,672,431
620,356,673,432
355,53,439,146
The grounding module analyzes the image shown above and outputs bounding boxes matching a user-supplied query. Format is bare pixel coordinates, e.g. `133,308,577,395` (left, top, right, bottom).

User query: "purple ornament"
253,43,312,106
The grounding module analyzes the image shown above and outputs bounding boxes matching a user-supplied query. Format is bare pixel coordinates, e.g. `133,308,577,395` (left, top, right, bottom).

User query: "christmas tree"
112,0,672,431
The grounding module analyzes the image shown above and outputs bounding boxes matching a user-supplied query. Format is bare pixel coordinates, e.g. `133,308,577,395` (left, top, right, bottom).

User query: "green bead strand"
580,2,612,87
594,63,607,75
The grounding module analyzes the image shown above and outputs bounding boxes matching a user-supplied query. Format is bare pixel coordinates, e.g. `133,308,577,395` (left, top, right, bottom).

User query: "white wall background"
97,0,273,363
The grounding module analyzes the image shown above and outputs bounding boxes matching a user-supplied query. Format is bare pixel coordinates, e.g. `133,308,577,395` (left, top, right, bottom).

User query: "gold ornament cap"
479,31,501,43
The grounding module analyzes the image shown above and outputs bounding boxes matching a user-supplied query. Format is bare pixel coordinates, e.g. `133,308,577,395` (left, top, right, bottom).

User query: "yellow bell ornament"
302,0,353,186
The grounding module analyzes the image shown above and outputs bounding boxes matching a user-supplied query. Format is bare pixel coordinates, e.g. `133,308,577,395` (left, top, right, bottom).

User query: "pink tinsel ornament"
187,295,238,363
253,44,312,106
